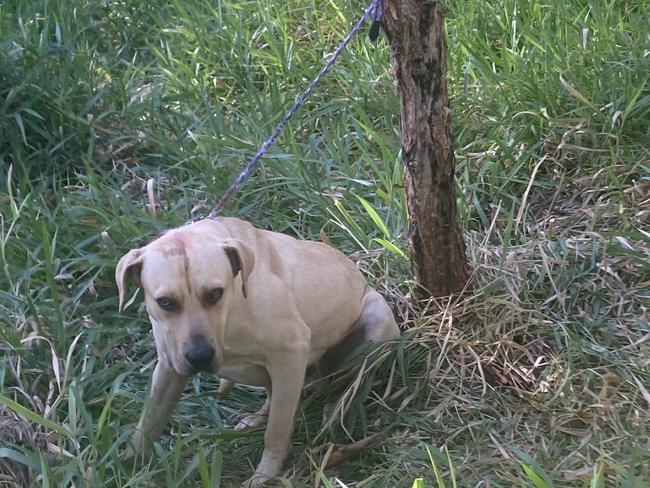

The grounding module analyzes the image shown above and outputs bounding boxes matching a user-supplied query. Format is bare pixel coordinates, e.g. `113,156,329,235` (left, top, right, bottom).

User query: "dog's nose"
185,343,215,371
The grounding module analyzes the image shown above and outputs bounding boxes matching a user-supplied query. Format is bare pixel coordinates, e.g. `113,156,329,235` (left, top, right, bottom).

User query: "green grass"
1,0,648,486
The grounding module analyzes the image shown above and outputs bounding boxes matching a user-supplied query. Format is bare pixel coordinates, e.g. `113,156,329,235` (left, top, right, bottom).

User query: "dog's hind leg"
316,289,399,381
356,289,400,342
314,289,399,427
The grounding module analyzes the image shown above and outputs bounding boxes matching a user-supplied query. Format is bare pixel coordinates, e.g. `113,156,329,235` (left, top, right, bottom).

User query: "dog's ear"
222,239,255,299
115,248,144,311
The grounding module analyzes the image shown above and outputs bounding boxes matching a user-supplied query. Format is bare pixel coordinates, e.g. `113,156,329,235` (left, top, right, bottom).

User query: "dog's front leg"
243,355,307,487
128,360,188,455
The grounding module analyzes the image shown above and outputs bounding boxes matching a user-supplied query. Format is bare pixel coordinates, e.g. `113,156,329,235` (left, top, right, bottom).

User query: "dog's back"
206,217,369,347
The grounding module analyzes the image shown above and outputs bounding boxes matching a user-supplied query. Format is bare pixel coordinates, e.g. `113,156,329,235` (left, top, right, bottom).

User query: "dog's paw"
234,413,268,431
241,473,271,488
122,431,146,461
217,378,234,399
122,445,135,460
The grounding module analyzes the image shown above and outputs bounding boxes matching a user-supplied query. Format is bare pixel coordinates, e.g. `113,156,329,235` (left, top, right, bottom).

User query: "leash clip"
368,0,384,42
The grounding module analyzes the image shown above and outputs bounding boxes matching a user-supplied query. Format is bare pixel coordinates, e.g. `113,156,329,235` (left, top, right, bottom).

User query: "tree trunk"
383,0,469,299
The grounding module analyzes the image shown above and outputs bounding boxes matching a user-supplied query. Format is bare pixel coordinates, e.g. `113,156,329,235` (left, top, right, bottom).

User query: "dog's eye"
156,296,177,311
205,288,223,305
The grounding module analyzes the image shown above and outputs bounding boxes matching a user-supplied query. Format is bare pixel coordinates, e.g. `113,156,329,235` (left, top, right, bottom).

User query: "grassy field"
1,0,648,486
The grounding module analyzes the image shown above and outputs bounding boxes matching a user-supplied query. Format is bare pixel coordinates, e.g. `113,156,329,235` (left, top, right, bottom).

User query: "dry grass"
291,165,649,485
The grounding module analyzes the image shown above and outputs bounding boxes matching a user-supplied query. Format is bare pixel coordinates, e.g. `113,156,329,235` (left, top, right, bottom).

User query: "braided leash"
207,0,384,219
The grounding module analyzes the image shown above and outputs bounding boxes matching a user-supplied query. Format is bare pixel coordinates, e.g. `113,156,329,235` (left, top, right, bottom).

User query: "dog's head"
115,226,254,376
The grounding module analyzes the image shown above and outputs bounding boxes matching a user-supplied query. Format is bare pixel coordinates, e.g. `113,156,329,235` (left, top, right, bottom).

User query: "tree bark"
383,0,469,299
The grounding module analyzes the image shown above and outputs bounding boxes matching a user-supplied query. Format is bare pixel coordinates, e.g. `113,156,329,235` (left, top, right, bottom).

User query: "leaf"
427,445,445,488
445,445,457,488
96,372,128,437
355,195,390,239
590,462,604,488
513,447,555,488
559,74,599,113
12,113,26,144
0,394,71,438
522,464,552,488
198,448,210,487
210,450,223,488
55,22,62,45
51,347,61,394
411,478,425,488
0,448,40,471
372,237,407,259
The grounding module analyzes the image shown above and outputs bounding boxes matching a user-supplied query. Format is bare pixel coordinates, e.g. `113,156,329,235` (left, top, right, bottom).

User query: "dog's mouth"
186,362,217,376
172,361,216,377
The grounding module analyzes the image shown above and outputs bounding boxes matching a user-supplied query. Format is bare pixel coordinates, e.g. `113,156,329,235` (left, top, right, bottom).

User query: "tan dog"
116,217,399,486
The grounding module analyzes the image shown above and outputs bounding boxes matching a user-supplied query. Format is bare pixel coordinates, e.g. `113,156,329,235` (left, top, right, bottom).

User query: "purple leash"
207,0,384,219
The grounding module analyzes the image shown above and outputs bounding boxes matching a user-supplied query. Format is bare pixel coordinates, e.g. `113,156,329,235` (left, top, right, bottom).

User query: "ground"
0,0,648,486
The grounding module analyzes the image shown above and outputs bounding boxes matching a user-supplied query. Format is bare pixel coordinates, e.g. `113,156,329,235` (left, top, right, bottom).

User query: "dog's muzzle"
184,342,215,372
